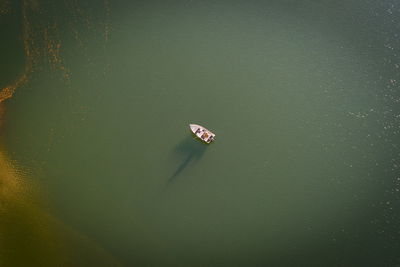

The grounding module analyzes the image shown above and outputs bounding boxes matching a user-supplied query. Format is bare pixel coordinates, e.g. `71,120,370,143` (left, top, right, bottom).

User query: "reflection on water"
167,136,207,185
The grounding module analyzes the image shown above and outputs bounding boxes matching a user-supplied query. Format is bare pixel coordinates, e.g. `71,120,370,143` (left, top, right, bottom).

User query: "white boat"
189,124,216,144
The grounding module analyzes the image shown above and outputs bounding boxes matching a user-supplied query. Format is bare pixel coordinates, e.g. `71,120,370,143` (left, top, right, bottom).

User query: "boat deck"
189,124,215,143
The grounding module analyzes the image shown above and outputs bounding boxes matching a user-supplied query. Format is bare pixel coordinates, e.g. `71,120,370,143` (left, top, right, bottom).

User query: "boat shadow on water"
166,136,207,186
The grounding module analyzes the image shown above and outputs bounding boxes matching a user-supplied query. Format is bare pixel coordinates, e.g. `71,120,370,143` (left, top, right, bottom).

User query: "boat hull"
189,124,215,144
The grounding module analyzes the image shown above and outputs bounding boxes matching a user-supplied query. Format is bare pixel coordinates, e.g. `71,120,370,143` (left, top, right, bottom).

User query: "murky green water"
1,1,399,266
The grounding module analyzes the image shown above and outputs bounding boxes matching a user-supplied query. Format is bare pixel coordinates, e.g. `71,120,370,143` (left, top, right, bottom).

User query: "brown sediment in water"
0,0,11,15
0,102,5,128
0,0,111,103
0,0,68,104
0,150,122,266
0,1,117,265
0,74,28,103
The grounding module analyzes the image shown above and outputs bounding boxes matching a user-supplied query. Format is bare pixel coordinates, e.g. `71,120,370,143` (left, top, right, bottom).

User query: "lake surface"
1,1,399,266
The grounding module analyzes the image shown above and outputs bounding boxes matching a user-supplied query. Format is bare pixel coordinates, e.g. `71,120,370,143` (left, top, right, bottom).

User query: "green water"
1,1,400,266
